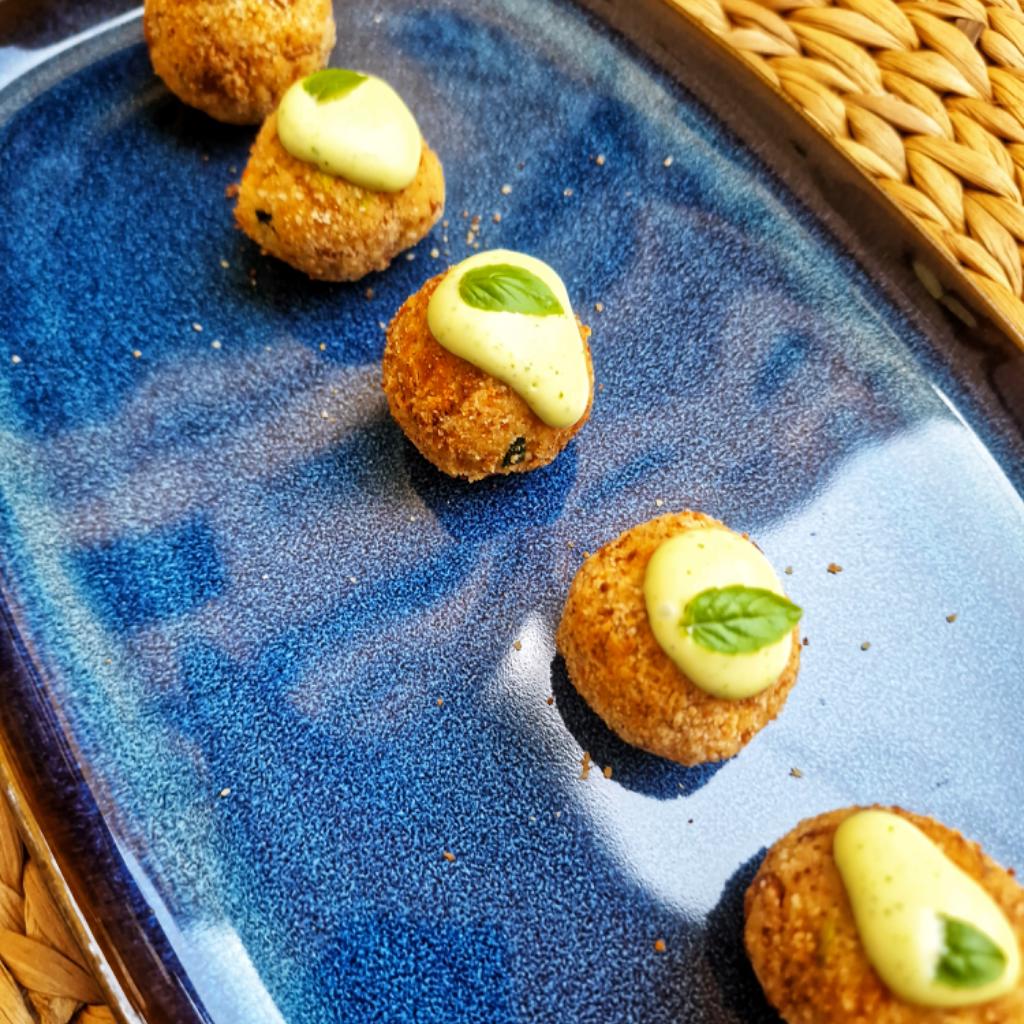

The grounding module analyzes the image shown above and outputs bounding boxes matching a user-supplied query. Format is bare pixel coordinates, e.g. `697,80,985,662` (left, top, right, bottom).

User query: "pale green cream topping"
834,810,1020,1008
276,73,422,192
643,527,792,699
426,250,590,429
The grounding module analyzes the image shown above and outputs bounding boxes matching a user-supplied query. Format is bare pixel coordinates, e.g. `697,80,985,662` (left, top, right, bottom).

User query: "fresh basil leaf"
458,264,565,317
681,585,802,655
936,916,1006,988
303,69,367,104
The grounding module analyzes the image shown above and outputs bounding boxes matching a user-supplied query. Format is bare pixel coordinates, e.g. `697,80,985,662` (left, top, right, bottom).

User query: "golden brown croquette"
555,511,800,765
235,113,445,281
381,273,593,481
744,807,1024,1024
144,0,335,125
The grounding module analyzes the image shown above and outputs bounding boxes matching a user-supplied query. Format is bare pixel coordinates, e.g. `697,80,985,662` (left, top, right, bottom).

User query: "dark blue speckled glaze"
1,3,1023,1022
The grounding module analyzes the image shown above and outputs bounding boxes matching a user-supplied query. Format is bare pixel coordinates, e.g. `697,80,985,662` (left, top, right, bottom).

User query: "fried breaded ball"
381,272,593,481
744,806,1024,1024
555,510,800,765
235,113,445,281
144,0,335,125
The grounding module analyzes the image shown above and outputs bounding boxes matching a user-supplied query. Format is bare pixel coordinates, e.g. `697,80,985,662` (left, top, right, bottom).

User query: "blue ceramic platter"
1,2,1023,1022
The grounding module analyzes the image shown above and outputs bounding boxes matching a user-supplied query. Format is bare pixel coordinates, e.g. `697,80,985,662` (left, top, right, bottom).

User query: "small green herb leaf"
459,264,565,317
502,436,527,467
936,917,1006,988
303,69,367,104
681,585,802,654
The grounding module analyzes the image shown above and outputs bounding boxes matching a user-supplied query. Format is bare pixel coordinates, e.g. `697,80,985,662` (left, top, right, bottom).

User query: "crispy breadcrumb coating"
556,510,800,765
144,0,336,125
235,114,445,281
745,806,1024,1024
381,272,593,480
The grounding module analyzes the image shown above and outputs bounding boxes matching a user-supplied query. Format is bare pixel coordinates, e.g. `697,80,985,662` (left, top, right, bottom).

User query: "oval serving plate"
1,1,1023,1022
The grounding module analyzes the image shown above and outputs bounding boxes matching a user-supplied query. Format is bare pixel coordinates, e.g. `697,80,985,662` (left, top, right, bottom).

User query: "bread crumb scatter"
594,301,604,313
602,765,613,780
827,562,843,574
501,183,512,195
663,156,674,167
655,498,664,508
946,612,958,623
546,695,554,706
654,939,667,953
430,247,440,259
513,640,523,651
192,322,203,332
436,697,444,707
211,339,222,350
580,751,592,780
405,252,416,261
563,187,574,197
802,637,810,646
132,349,142,359
319,342,326,351
220,258,230,269
219,787,232,798
492,212,502,224
9,355,20,365
784,565,793,575
789,767,804,779
443,850,456,863
596,154,606,166
860,641,871,651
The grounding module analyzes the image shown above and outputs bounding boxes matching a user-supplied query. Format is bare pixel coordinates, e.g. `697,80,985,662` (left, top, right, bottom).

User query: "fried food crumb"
546,696,554,706
443,850,456,863
580,751,592,780
789,766,803,778
603,765,613,779
827,562,843,574
596,154,606,166
513,640,523,651
594,301,604,313
501,184,512,195
946,612,958,623
218,787,232,798
860,641,871,651
784,565,793,575
436,698,443,707
654,939,667,953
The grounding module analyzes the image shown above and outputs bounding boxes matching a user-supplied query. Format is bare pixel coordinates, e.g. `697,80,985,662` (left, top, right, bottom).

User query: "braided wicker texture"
0,793,112,1024
670,0,1024,338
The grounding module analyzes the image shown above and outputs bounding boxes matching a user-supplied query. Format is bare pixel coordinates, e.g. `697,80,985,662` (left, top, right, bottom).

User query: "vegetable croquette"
381,252,594,481
556,510,800,765
144,0,335,125
235,72,445,281
745,807,1024,1024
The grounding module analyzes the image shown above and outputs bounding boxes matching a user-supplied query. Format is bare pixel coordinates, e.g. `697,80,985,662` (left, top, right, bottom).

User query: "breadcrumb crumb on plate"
745,807,1024,1024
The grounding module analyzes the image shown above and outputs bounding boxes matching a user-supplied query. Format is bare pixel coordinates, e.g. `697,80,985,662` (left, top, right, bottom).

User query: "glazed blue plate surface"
1,2,1023,1022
